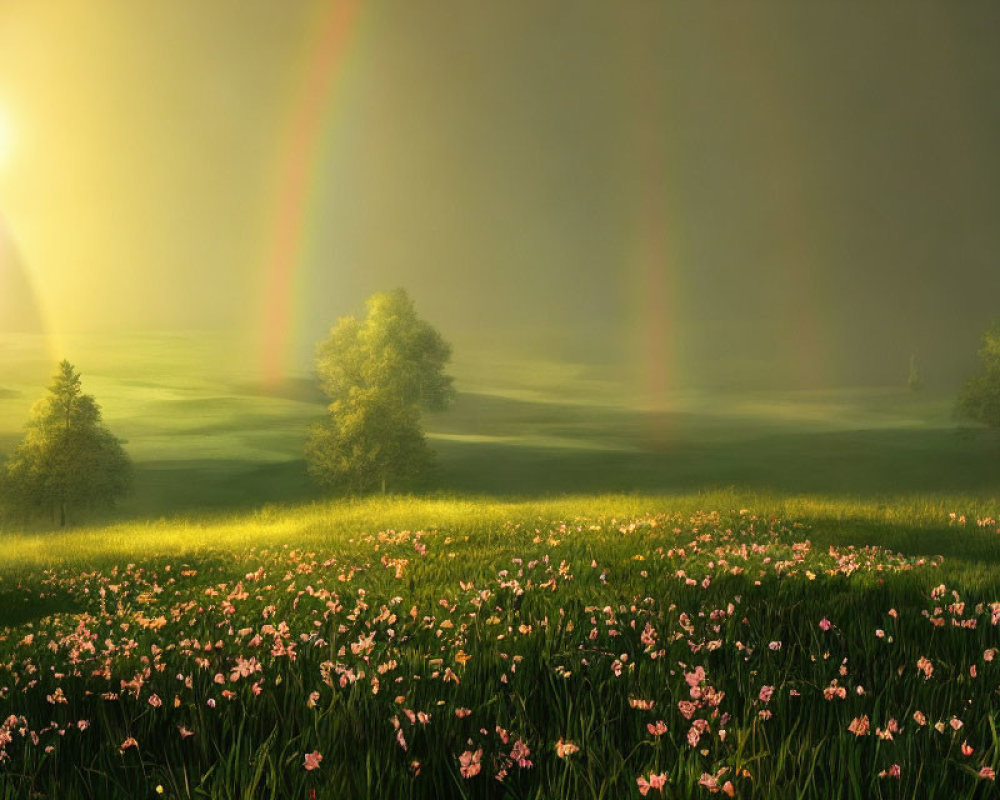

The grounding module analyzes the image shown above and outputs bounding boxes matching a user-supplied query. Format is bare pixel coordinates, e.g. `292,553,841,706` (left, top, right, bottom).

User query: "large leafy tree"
2,361,132,526
306,289,454,493
956,319,1000,428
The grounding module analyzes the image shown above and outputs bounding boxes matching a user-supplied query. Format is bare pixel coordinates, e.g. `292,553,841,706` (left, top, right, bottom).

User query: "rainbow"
260,1,362,385
627,13,835,410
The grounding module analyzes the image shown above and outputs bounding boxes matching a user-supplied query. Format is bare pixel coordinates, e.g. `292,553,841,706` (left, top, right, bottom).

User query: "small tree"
956,320,1000,428
306,289,454,493
2,361,132,526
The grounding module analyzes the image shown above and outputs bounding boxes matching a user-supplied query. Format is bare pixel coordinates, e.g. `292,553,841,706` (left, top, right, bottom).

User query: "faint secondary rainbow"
260,1,362,386
623,17,681,425
626,12,840,410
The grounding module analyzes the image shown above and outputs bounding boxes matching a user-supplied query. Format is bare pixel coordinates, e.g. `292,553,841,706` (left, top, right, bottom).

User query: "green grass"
1,494,1000,798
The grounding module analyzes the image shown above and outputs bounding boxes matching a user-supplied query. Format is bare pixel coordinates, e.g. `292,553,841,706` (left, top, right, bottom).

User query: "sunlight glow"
0,105,12,168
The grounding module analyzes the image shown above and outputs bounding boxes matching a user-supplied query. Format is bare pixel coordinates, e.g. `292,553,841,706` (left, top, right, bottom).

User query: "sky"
1,1,999,395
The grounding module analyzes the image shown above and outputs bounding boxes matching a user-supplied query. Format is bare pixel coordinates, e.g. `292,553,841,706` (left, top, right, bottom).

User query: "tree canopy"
956,320,1000,428
306,290,454,494
2,361,132,526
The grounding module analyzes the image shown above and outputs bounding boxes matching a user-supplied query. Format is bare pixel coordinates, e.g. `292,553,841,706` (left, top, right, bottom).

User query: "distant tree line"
7,291,1000,533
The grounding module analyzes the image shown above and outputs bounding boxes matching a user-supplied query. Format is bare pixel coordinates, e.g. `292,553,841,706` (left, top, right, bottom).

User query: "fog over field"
1,2,1000,519
6,6,1000,799
2,2,1000,400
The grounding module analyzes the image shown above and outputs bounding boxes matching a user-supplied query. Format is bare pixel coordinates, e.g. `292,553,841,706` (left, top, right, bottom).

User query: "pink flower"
555,739,579,758
147,694,162,708
759,685,774,704
119,737,138,753
819,618,832,631
823,683,847,701
510,738,532,768
637,776,651,796
979,766,996,780
847,715,870,736
647,720,668,736
684,666,707,688
304,751,322,771
459,748,482,778
962,741,974,756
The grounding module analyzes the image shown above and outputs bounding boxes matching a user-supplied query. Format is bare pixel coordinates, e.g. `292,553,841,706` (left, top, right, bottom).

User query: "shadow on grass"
433,425,1000,497
0,589,84,628
20,414,1000,528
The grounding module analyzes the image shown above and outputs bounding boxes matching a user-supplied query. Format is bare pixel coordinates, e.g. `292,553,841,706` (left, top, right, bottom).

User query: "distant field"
1,494,1000,798
1,332,997,523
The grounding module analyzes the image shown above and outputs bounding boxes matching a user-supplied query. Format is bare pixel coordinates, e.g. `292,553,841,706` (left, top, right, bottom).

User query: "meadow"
2,494,1000,798
2,334,1000,798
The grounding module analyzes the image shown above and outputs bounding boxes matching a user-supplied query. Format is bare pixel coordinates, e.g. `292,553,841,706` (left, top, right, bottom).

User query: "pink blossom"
847,715,870,736
303,751,322,771
555,739,579,758
459,748,482,778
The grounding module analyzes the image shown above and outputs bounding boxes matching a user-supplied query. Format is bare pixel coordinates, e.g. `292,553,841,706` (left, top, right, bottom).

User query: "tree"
2,361,132,526
306,289,454,493
956,319,1000,428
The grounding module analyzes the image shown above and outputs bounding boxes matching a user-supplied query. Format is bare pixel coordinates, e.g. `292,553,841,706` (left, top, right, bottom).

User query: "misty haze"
1,3,999,798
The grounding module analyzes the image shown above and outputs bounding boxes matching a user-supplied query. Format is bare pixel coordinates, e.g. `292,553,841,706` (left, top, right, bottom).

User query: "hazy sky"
1,1,999,392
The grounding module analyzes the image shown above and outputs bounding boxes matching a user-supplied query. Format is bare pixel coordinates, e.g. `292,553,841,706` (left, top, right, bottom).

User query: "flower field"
1,498,1000,798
